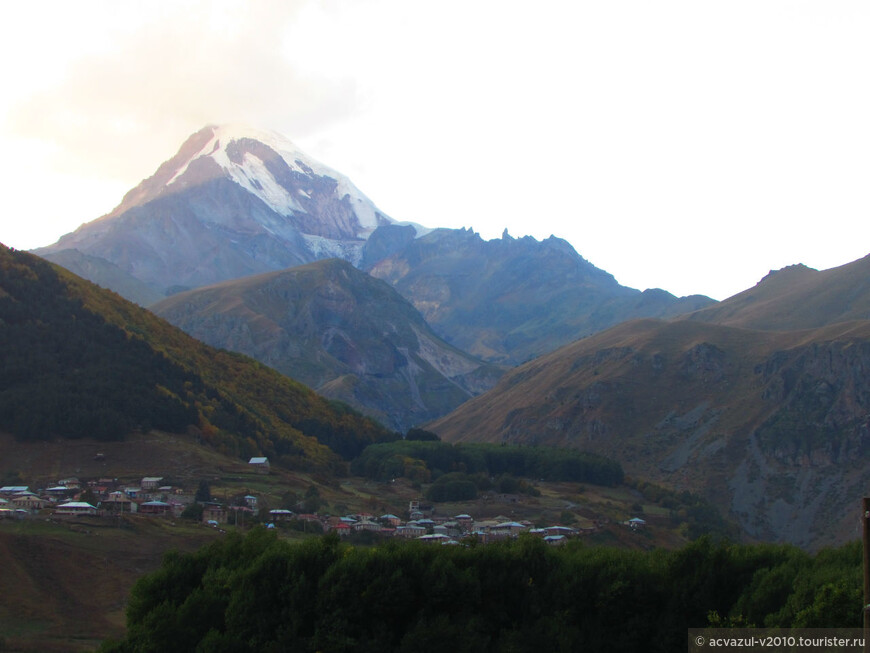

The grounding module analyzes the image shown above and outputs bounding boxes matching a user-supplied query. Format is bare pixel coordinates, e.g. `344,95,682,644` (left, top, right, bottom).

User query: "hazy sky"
1,1,868,300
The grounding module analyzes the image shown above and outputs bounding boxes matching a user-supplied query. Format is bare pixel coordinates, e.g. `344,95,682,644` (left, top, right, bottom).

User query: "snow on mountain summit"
163,124,391,236
35,124,404,295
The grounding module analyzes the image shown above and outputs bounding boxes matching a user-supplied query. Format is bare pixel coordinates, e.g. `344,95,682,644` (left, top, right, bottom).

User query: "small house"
545,525,577,537
139,500,172,515
228,506,254,525
396,524,426,538
103,491,135,512
380,514,401,527
248,457,270,474
454,513,473,523
418,533,451,543
269,509,294,522
202,504,227,524
490,521,528,538
330,523,351,536
12,493,46,512
440,521,462,537
296,513,321,524
46,486,73,499
472,520,499,534
55,501,98,516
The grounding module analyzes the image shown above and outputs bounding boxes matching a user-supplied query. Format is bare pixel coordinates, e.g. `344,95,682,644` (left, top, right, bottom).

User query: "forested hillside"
0,245,396,469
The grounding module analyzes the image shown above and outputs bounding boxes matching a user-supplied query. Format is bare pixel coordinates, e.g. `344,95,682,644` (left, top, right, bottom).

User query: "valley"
8,121,870,549
10,125,870,552
33,125,714,429
2,122,869,649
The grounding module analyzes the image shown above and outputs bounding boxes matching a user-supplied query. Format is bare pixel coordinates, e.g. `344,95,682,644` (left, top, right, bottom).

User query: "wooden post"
863,497,870,653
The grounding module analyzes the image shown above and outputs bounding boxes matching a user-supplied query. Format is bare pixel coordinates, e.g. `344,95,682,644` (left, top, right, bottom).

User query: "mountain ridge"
428,286,870,549
34,124,397,296
0,243,396,468
683,254,870,330
152,258,504,431
32,124,717,378
10,121,870,552
368,227,714,363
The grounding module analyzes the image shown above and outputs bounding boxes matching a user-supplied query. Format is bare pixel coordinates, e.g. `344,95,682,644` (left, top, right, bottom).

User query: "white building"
55,501,98,516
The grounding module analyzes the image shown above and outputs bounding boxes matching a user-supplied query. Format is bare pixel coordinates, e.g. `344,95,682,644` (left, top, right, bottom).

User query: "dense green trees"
405,428,440,441
424,472,479,502
422,471,540,502
0,247,200,440
352,440,624,487
99,529,863,653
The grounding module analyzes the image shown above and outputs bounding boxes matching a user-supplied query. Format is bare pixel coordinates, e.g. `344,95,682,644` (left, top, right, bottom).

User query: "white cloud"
5,0,358,181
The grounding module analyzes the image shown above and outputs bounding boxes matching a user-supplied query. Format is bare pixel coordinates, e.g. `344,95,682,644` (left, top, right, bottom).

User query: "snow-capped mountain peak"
161,124,390,237
36,124,403,295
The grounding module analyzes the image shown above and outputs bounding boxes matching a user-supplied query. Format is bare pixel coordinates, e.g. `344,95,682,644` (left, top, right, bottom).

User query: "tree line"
351,439,624,487
99,528,862,653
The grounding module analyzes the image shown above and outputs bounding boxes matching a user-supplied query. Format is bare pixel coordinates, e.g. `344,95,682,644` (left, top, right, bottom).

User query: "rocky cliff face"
369,228,714,364
428,318,870,549
726,338,870,546
754,339,870,465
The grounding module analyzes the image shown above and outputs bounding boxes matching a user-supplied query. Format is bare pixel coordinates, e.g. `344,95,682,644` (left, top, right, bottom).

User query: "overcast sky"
1,1,868,300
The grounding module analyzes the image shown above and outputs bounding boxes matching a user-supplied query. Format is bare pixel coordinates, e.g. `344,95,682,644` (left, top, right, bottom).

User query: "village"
0,456,649,547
